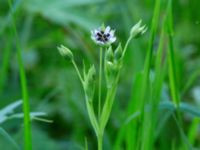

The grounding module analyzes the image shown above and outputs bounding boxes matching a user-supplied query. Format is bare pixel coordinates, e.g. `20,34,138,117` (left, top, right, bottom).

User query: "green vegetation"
0,0,200,150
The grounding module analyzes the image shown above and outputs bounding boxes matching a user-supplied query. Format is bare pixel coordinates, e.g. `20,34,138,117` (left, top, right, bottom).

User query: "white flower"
91,26,116,46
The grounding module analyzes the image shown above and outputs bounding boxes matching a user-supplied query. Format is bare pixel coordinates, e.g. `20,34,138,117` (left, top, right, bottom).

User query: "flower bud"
130,20,147,38
57,45,74,60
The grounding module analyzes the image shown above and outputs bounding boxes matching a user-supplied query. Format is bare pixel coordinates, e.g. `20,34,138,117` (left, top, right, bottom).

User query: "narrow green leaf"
166,0,180,107
181,69,200,96
0,127,20,150
0,100,22,116
8,0,32,149
0,100,22,124
188,118,199,145
159,101,200,118
140,0,161,149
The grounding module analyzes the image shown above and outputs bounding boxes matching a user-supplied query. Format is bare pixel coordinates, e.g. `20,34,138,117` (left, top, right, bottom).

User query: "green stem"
100,77,118,132
97,134,103,150
72,60,83,84
98,47,103,119
122,36,132,57
8,0,32,149
85,101,99,136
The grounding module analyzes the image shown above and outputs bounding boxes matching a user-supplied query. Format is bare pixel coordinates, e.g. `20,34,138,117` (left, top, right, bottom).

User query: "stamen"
97,32,101,37
103,34,107,39
97,37,101,41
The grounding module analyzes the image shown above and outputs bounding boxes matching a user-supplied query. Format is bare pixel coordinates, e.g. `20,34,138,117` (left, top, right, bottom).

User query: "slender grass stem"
98,47,103,119
7,0,32,149
72,60,83,84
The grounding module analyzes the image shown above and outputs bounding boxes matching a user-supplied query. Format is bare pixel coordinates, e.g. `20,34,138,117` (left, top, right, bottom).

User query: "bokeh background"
0,0,200,149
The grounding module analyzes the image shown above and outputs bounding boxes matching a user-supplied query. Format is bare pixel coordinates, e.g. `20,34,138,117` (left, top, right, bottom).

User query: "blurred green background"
0,0,200,149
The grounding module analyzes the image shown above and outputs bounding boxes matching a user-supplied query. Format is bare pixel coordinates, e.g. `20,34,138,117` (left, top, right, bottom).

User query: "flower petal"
96,41,105,45
94,29,99,35
110,37,116,43
91,35,96,41
105,26,111,34
109,30,115,37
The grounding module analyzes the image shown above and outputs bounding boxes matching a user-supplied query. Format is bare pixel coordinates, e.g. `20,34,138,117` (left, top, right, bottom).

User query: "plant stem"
98,47,103,119
72,60,83,84
97,134,103,150
122,36,132,57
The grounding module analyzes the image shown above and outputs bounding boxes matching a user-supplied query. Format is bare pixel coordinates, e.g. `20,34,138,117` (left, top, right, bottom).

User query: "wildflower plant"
58,20,147,150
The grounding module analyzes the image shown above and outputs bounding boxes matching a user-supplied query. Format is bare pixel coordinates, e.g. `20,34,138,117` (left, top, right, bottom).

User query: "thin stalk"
98,47,103,119
7,0,32,149
122,36,132,57
85,101,99,136
97,134,103,150
72,60,84,84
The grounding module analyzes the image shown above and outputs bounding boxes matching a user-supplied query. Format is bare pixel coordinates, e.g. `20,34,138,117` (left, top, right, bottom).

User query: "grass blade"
140,0,161,149
166,0,180,107
7,0,32,149
181,69,200,97
188,118,199,145
0,127,20,150
0,40,11,94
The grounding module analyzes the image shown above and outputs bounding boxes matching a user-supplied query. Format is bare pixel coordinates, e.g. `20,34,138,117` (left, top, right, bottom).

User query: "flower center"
96,30,110,43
